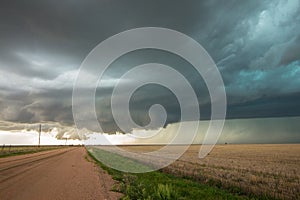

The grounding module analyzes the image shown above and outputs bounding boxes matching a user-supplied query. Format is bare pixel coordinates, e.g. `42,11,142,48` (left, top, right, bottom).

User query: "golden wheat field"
119,144,300,199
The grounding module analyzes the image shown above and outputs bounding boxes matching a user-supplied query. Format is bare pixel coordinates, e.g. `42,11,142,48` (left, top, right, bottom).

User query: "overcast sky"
0,0,300,135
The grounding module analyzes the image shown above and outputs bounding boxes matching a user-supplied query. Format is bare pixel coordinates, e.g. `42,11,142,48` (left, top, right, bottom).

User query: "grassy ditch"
87,147,255,200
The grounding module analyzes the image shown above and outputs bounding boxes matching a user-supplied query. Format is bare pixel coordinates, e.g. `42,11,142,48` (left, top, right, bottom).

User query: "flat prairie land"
0,145,66,158
117,144,300,199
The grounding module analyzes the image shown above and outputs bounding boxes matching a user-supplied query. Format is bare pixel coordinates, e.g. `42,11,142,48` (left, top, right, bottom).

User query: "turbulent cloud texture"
0,0,299,136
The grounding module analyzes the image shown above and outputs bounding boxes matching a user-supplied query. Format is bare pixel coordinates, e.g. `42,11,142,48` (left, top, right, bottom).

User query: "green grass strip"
87,147,256,200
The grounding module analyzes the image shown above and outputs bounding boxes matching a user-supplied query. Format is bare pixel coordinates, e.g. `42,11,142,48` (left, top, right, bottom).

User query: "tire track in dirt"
0,147,122,200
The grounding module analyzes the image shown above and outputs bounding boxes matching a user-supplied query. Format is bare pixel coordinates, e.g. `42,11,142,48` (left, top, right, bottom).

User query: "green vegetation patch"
88,147,153,173
88,147,253,200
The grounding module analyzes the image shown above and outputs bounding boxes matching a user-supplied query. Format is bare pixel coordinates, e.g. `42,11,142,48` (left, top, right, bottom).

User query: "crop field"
92,144,300,199
88,147,252,199
164,144,300,199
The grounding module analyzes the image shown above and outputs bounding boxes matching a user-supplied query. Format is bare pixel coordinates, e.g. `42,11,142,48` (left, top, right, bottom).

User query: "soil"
0,147,122,200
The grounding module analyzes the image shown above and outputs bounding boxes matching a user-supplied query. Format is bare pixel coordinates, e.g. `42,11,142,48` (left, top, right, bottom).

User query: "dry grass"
0,145,66,157
119,144,300,199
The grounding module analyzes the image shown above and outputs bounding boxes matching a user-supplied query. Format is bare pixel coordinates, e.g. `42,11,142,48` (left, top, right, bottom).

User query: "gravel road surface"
0,147,122,200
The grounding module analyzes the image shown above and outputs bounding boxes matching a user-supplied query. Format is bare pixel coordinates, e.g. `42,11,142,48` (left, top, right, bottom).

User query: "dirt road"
0,147,122,200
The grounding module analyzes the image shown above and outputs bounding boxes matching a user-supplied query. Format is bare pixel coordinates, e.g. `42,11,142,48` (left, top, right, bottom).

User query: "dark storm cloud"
0,0,299,133
279,35,300,66
227,92,300,119
0,87,73,123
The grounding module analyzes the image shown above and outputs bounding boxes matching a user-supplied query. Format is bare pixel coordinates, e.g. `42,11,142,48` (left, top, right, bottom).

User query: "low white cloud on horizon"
79,116,300,145
0,116,299,145
0,130,82,145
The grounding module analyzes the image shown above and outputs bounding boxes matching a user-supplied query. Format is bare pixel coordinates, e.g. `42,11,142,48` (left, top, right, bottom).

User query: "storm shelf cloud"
0,0,300,143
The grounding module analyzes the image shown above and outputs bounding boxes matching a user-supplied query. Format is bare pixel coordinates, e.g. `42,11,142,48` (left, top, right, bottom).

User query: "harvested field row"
117,144,300,199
